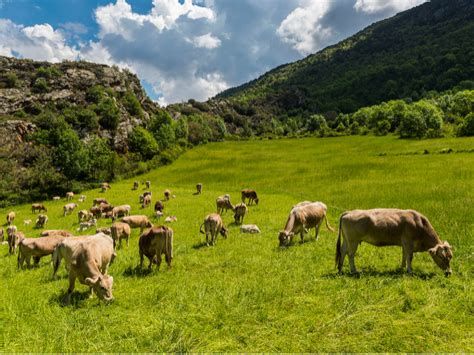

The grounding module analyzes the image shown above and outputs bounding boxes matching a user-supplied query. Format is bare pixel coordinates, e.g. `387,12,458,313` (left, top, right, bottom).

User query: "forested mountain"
216,0,474,116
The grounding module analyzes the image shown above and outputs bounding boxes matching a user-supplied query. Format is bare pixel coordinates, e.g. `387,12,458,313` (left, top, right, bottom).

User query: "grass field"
1,135,473,352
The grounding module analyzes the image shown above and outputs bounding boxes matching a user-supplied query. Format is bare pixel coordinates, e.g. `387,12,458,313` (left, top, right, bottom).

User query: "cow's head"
220,226,228,239
86,275,114,302
255,198,259,205
278,231,293,247
145,221,153,228
428,241,453,276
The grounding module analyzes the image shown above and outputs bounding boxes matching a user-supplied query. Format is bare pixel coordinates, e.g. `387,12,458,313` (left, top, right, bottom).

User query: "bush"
86,85,105,103
96,97,120,130
32,78,50,93
128,126,159,160
376,120,391,135
458,112,474,136
5,73,18,88
399,109,426,138
123,91,143,117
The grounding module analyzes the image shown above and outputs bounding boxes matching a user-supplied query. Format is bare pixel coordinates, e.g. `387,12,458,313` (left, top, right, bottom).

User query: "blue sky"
0,0,427,104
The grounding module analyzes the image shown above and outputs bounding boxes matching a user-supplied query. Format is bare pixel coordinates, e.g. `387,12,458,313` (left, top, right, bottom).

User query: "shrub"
33,78,50,93
86,85,105,103
458,112,474,136
376,120,391,135
399,109,426,138
5,73,18,88
122,91,143,117
128,126,159,160
96,97,120,130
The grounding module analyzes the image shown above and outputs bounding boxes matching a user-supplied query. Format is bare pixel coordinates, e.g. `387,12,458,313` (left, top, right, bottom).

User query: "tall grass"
0,136,473,352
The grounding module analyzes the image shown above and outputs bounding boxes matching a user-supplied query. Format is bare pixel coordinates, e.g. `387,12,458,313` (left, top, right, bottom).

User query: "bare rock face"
0,120,36,151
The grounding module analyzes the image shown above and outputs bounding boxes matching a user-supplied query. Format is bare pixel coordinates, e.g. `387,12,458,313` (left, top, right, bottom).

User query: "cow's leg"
347,241,359,274
337,240,348,273
63,274,76,305
148,256,153,270
26,255,32,268
401,249,407,269
165,252,172,268
401,239,414,274
156,253,162,270
18,252,24,269
139,251,144,268
315,224,321,241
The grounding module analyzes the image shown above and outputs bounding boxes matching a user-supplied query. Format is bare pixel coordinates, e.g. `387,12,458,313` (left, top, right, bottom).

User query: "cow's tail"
17,242,23,269
166,229,173,260
199,223,205,234
324,213,335,232
335,213,345,269
52,245,62,277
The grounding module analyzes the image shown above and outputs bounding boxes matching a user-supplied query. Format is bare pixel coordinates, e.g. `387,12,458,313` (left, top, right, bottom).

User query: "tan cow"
31,203,47,213
110,222,131,248
335,209,453,276
278,201,334,246
7,227,23,255
41,230,73,238
233,202,248,224
121,215,153,233
241,189,259,205
139,191,152,204
63,203,78,216
196,183,203,194
78,209,92,223
141,194,152,208
6,211,15,225
52,196,61,201
138,226,173,270
216,195,234,214
96,227,111,235
111,205,131,220
200,213,228,246
18,236,65,269
66,192,74,201
100,182,111,192
89,206,102,219
164,189,171,201
52,233,116,305
98,202,114,213
35,214,48,228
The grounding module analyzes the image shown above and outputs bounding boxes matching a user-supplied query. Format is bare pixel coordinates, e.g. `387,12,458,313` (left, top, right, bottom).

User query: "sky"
0,0,427,105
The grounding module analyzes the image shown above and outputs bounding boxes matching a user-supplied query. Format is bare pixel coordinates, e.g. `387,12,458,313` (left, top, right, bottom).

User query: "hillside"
216,0,474,116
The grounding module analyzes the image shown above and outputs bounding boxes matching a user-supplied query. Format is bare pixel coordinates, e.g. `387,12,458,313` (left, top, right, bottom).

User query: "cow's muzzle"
445,269,452,277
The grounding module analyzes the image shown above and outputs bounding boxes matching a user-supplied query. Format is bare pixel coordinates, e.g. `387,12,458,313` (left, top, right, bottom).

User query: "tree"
399,109,426,138
123,91,143,117
128,127,159,160
54,129,88,184
86,136,114,180
96,97,120,130
458,112,474,136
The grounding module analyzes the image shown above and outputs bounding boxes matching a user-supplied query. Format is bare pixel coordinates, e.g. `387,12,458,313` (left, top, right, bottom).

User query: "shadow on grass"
49,290,91,308
321,268,436,280
122,265,153,277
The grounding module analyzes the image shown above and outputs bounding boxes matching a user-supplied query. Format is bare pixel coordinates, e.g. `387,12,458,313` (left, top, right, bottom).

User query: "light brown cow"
100,182,111,192
96,227,111,235
200,213,228,246
216,195,234,214
66,192,74,201
93,198,109,206
63,203,78,216
98,202,114,213
241,189,259,205
139,191,152,204
121,215,153,233
336,209,453,276
52,196,61,201
89,206,102,219
141,194,152,209
31,203,47,213
78,209,92,223
7,227,23,255
18,236,65,269
196,183,202,194
111,222,131,248
6,211,15,225
41,230,73,238
111,205,131,220
35,214,48,228
52,233,116,305
278,201,334,247
138,226,173,270
233,202,248,224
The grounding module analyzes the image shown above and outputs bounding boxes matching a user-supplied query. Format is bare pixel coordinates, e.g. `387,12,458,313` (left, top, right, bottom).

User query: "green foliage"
86,136,114,180
5,72,18,88
96,97,120,130
458,112,474,136
128,126,159,160
54,128,88,181
153,123,176,150
32,77,50,93
376,120,391,135
399,109,426,138
36,66,61,79
86,85,105,103
122,91,143,117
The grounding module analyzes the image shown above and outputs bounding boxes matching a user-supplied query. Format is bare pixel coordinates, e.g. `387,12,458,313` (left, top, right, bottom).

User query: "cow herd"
1,181,454,306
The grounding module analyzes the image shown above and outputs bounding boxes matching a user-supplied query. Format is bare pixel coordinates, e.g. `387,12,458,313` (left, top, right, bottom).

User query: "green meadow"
1,135,473,352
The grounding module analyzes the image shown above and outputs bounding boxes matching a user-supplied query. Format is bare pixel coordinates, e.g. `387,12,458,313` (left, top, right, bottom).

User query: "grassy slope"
0,136,473,352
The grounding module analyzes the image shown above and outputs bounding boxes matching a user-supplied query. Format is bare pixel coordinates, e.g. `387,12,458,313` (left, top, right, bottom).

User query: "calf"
18,236,65,269
240,224,261,234
52,233,116,305
52,196,61,201
110,222,131,248
216,195,234,215
66,192,74,201
63,203,78,216
35,214,48,228
31,203,47,213
78,209,92,223
139,226,173,270
164,189,171,201
241,189,259,205
141,194,152,208
100,182,111,192
196,183,202,194
233,203,248,224
336,209,453,276
6,211,15,225
200,213,227,246
77,218,97,232
121,215,153,233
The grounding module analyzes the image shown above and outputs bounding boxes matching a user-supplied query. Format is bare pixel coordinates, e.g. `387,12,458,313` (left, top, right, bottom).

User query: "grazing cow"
139,191,152,204
111,222,131,248
154,200,164,213
196,183,202,194
216,195,234,215
78,195,86,203
53,196,61,201
132,181,139,190
139,226,173,270
200,213,228,246
31,203,47,213
77,219,97,232
52,233,115,305
164,216,177,223
155,211,163,218
145,180,151,189
241,189,259,205
121,215,153,233
93,198,109,206
335,209,453,276
18,236,65,269
7,226,21,254
78,209,92,223
98,202,114,214
41,230,73,238
63,203,78,216
96,227,111,235
35,214,48,229
66,192,74,201
164,189,171,201
24,219,32,226
240,224,261,234
141,195,152,209
0,228,4,242
233,203,248,224
89,206,102,219
100,182,111,192
6,211,15,225
278,201,334,247
111,205,131,220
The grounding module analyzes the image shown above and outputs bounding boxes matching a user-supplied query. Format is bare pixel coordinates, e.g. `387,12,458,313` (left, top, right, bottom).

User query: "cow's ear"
428,245,439,255
84,276,99,286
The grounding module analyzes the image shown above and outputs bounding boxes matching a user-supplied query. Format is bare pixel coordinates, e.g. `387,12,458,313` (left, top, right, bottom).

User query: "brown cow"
164,189,171,201
111,205,131,220
63,203,78,216
98,202,114,213
138,226,173,270
132,181,139,190
41,230,73,238
31,203,47,213
18,236,65,269
139,191,152,204
216,195,234,214
93,198,109,206
233,203,248,224
7,227,23,255
141,194,152,209
78,209,92,223
35,214,48,228
241,189,259,205
110,222,131,248
196,183,203,194
66,192,74,201
336,209,453,276
154,200,164,213
89,206,102,219
278,201,334,247
121,215,153,233
52,233,115,305
145,180,151,189
200,213,228,246
6,211,15,225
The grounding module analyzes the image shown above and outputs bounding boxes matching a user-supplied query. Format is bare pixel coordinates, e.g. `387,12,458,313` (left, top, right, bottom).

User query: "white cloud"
190,33,221,49
0,19,78,62
277,0,332,55
354,0,427,14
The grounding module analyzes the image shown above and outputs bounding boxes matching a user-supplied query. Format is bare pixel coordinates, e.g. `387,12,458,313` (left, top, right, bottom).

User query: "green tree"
123,91,143,117
86,136,114,180
96,97,120,130
54,129,88,184
399,109,426,138
128,127,159,160
458,112,474,136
